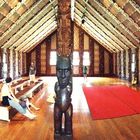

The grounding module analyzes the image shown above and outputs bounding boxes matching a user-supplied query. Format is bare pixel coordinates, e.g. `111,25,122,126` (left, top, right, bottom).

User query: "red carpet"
83,85,140,119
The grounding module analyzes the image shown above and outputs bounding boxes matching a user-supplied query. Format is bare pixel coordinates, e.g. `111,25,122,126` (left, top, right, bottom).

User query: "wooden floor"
1,77,140,140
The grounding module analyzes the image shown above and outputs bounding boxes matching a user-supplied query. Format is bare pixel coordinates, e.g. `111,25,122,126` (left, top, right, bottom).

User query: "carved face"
56,56,71,88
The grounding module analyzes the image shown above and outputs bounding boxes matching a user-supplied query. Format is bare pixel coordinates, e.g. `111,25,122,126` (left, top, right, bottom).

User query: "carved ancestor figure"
54,56,73,138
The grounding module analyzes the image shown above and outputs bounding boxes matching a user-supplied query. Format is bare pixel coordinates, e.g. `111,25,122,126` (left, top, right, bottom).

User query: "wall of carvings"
115,48,139,84
0,48,23,79
27,24,113,76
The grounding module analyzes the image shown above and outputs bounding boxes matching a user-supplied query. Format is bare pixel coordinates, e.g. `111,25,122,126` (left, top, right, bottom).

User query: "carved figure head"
56,56,71,88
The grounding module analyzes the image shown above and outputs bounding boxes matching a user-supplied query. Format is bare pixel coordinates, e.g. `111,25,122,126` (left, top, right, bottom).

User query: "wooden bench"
11,78,30,94
0,79,44,122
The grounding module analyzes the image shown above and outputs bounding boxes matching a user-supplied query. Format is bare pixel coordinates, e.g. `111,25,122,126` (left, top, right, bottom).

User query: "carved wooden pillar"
109,53,113,76
57,0,73,56
55,0,73,139
123,50,126,79
36,45,41,75
128,49,132,82
18,52,21,76
79,28,84,76
89,38,94,76
99,46,104,76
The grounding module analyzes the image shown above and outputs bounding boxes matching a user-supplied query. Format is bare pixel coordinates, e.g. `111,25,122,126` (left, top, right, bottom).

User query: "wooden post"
36,45,41,75
57,0,73,56
55,0,73,139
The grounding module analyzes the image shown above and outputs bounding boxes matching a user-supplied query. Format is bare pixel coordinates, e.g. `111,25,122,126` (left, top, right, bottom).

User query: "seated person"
1,77,39,120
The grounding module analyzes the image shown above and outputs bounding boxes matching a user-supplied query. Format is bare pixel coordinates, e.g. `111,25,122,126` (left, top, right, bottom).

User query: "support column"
54,0,73,139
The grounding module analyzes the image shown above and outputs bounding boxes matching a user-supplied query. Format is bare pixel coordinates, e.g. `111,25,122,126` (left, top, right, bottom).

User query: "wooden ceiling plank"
16,18,56,51
0,2,11,16
75,8,126,51
75,14,118,52
4,5,57,49
88,0,139,46
12,14,56,49
76,2,129,50
23,26,57,52
20,22,57,52
4,8,54,47
0,0,49,47
77,0,136,48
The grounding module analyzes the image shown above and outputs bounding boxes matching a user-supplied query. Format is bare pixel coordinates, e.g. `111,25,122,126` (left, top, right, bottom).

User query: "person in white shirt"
1,77,38,120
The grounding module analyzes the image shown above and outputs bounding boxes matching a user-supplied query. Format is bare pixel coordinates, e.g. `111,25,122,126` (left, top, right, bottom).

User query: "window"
72,51,80,66
50,51,57,65
131,53,135,72
83,51,90,66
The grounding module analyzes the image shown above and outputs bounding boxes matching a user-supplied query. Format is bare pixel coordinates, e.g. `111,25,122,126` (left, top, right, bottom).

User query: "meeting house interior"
0,0,140,140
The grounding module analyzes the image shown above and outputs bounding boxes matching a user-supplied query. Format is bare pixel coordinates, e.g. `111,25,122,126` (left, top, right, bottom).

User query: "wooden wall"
115,48,139,84
27,24,114,76
1,25,140,81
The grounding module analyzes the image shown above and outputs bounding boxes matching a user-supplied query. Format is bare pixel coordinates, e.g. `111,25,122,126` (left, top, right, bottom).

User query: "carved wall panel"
94,42,99,74
79,28,84,76
125,50,129,80
99,45,104,75
13,49,16,79
84,34,89,50
123,50,126,79
74,25,79,50
41,42,46,74
9,49,13,79
46,37,51,75
89,38,94,76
